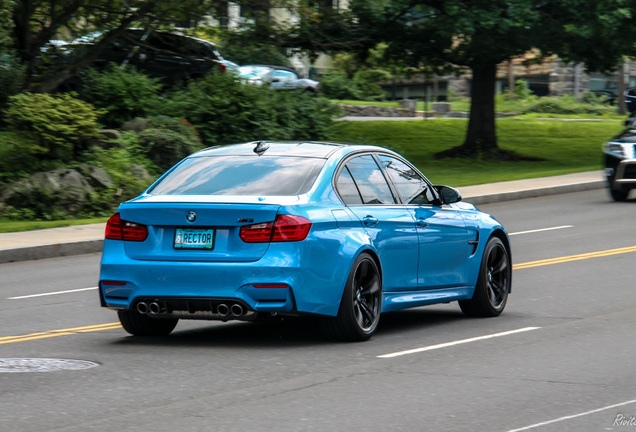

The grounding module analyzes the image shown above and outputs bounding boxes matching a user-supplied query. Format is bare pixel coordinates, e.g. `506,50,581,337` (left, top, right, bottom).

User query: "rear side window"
149,156,325,196
341,155,395,205
336,166,363,205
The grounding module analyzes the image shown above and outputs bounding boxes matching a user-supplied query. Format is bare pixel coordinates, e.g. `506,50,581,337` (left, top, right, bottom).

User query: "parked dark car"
42,29,228,87
603,116,636,200
238,65,319,93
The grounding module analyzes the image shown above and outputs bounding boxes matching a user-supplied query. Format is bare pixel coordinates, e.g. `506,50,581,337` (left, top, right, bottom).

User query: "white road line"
377,327,540,359
510,225,573,236
505,398,636,432
8,287,98,300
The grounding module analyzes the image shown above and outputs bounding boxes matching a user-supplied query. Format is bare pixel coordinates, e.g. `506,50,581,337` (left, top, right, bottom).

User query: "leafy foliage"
3,92,104,162
522,95,614,115
319,71,362,99
82,64,163,128
7,0,238,92
0,52,26,119
137,125,202,170
160,71,341,146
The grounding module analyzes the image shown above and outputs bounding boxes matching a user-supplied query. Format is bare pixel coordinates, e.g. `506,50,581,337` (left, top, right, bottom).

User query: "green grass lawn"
332,117,622,186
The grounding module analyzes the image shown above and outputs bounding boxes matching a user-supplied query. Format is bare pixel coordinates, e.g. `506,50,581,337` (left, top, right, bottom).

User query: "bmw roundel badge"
186,211,197,222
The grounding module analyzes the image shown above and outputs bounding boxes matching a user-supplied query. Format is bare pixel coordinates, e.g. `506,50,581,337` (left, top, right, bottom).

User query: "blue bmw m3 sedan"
99,141,511,341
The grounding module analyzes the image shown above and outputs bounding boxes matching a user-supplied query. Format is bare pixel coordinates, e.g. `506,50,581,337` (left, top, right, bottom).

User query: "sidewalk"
0,170,606,264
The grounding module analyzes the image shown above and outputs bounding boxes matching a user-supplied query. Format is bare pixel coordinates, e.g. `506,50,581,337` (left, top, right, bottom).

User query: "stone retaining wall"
338,104,416,117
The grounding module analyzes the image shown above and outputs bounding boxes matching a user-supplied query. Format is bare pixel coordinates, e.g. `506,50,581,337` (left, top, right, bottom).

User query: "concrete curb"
463,179,606,205
0,240,104,264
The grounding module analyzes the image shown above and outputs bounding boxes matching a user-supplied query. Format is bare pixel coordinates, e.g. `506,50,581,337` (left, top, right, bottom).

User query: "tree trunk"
435,60,504,159
464,61,498,153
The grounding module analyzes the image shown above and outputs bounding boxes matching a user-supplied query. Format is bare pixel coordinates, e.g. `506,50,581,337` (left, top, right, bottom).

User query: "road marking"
0,323,121,345
505,398,636,431
7,286,98,300
514,245,636,270
510,225,573,236
377,327,540,358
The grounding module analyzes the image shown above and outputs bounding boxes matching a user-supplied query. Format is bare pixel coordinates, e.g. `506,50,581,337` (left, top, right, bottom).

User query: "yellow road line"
514,245,636,270
0,323,121,345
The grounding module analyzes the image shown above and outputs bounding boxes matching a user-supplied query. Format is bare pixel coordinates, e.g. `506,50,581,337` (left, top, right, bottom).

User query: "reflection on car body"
99,141,511,341
42,28,228,86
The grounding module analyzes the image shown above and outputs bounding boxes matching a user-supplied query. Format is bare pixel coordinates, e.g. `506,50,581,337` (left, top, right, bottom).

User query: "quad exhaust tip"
136,301,149,314
136,301,246,318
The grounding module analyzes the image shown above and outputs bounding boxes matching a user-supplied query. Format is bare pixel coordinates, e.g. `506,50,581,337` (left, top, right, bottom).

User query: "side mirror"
434,185,462,204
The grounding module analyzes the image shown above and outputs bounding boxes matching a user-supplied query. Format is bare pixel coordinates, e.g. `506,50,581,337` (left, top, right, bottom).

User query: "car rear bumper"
99,240,349,318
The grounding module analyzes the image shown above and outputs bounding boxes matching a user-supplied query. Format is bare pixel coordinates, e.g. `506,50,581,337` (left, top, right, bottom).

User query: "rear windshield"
148,155,326,196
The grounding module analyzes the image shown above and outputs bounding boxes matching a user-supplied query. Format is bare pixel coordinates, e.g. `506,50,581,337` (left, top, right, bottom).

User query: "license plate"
174,228,215,250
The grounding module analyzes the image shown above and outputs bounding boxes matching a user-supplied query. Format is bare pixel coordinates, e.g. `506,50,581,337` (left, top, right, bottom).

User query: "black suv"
603,116,636,201
44,29,227,86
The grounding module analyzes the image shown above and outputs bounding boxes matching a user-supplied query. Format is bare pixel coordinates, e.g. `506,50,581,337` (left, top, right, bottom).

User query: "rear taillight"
240,215,312,243
105,213,148,242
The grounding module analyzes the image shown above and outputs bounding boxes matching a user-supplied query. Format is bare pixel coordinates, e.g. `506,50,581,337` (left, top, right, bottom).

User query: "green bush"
159,72,341,146
319,69,391,101
522,94,614,115
352,69,392,100
82,64,162,127
0,53,26,119
138,128,201,170
3,92,104,162
320,71,362,100
0,131,50,181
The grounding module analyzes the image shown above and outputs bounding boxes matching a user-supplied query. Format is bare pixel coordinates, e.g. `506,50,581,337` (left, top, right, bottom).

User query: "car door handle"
362,215,378,227
416,218,429,228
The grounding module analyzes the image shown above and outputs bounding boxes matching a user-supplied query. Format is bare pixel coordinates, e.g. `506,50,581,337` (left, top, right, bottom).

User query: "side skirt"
381,287,474,313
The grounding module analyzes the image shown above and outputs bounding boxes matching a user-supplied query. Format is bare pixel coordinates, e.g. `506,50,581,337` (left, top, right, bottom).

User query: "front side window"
378,155,434,205
342,155,395,205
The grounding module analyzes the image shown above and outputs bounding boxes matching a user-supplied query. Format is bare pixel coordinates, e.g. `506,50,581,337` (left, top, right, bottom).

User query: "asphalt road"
2,188,636,432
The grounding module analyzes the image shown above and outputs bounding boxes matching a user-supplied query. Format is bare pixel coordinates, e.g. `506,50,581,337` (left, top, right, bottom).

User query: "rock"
431,102,451,115
77,164,115,189
121,118,150,132
1,169,95,215
129,164,154,182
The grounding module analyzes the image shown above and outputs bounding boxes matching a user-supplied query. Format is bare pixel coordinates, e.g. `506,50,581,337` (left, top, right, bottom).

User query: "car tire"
323,253,382,342
609,185,630,201
117,310,178,336
459,236,511,317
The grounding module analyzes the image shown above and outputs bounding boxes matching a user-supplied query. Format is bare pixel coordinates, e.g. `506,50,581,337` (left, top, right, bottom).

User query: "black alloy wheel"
324,253,382,341
460,237,511,317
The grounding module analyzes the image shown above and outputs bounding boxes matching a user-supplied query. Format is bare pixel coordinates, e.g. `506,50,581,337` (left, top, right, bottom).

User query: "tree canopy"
3,0,290,92
293,0,636,158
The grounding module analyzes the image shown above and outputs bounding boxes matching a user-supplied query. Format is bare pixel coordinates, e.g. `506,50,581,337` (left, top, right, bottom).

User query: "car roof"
240,65,297,73
192,142,347,159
